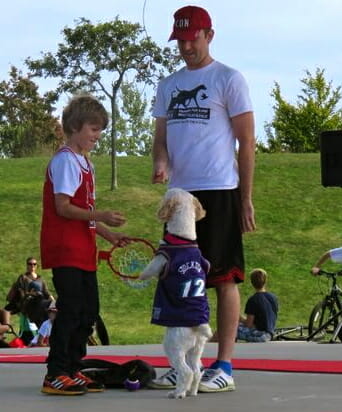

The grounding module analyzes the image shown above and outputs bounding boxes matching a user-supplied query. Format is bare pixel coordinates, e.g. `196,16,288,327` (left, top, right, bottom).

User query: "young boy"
40,95,130,396
30,303,57,347
237,268,278,342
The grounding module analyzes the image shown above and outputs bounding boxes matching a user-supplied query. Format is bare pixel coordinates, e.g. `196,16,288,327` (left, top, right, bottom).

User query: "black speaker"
320,130,342,187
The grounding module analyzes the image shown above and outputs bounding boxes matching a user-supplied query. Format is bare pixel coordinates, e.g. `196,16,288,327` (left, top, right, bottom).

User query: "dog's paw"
167,390,186,399
187,389,198,397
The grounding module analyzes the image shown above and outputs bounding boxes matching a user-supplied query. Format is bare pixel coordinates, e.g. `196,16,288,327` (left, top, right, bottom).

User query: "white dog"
140,188,213,399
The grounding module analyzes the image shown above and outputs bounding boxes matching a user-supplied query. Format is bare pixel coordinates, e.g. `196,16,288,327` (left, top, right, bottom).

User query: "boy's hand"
100,211,126,227
107,232,132,247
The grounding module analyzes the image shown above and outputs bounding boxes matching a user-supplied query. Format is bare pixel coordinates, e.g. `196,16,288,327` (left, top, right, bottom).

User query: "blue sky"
1,0,342,141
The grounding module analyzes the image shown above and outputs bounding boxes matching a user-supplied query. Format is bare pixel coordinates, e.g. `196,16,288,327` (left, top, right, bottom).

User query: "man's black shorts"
190,189,245,287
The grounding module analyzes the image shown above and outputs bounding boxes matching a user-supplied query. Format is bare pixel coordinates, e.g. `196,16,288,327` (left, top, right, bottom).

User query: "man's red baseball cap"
168,6,212,41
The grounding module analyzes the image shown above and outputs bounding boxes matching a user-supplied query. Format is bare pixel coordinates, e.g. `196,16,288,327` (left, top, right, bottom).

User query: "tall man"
151,5,256,392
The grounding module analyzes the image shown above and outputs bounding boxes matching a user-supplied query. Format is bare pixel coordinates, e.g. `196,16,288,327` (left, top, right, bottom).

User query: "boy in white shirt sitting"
30,303,57,347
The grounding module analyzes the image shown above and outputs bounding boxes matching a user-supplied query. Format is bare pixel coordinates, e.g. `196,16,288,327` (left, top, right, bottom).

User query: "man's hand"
241,199,256,233
152,164,168,184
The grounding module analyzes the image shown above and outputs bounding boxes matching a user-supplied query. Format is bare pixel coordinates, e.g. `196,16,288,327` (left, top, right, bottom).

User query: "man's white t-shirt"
153,60,253,191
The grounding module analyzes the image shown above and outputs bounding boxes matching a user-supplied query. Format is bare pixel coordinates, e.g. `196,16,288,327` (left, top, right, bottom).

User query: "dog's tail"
197,323,213,339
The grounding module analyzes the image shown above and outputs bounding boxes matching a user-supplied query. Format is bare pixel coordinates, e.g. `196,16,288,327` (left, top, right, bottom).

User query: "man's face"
177,29,213,70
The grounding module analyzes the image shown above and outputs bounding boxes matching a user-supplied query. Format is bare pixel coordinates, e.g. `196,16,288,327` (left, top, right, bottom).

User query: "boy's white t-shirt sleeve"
329,247,342,263
49,152,82,196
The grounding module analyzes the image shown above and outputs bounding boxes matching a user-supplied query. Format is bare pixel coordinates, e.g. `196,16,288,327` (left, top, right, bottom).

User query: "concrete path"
1,342,341,412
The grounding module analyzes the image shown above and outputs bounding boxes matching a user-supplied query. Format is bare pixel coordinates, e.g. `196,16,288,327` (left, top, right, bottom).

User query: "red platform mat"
1,353,342,374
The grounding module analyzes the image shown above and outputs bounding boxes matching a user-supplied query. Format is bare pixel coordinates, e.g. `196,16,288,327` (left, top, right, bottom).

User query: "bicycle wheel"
273,325,308,341
308,299,342,342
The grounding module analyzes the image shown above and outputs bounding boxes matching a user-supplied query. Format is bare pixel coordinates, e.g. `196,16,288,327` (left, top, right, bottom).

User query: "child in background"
30,303,57,347
0,309,11,347
237,268,278,342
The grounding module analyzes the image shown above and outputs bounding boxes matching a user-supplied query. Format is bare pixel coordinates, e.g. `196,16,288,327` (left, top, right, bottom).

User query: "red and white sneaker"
72,371,105,393
41,375,87,395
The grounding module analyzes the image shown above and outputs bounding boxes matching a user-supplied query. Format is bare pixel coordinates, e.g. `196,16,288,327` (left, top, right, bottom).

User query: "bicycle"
307,269,342,343
272,325,308,341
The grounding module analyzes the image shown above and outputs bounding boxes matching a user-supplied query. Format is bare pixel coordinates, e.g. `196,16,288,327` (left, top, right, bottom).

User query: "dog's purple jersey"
151,236,210,327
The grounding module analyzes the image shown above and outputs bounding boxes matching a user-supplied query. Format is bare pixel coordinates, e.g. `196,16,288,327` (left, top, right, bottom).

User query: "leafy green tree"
26,17,180,189
93,82,154,156
264,68,342,152
116,82,154,156
0,66,59,158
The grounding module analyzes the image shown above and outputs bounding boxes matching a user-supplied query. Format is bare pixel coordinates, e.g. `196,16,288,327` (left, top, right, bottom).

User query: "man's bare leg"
215,281,240,362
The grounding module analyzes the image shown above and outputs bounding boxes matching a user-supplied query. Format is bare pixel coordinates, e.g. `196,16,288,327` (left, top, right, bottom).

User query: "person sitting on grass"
4,257,55,328
30,303,57,347
311,246,342,275
0,308,11,348
236,268,278,342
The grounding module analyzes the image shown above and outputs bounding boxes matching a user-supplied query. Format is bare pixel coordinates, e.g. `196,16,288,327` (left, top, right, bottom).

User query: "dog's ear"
157,196,178,222
193,196,206,221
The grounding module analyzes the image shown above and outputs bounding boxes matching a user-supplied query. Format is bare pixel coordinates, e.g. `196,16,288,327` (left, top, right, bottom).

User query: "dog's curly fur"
140,188,212,399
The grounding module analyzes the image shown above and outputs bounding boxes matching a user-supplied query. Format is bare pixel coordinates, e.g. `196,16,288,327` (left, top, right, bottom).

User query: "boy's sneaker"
41,375,87,395
198,368,236,393
147,368,177,389
72,371,105,392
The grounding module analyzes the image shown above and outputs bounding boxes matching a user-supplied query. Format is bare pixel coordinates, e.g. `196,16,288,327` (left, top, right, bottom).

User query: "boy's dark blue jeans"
46,267,99,377
237,323,272,342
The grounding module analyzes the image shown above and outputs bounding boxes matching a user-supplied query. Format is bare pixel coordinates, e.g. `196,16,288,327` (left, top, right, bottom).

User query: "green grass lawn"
1,153,342,343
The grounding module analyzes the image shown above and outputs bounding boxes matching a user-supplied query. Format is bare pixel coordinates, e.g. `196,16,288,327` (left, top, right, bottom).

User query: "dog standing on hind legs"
140,188,213,399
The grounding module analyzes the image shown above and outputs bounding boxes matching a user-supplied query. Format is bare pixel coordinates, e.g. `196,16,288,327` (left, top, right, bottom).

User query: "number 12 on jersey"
180,278,206,298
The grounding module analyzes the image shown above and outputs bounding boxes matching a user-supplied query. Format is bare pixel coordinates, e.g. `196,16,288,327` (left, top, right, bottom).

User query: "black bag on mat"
79,358,156,388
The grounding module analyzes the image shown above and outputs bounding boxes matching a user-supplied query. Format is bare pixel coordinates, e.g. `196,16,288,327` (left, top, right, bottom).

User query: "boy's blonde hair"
250,268,267,290
62,95,109,137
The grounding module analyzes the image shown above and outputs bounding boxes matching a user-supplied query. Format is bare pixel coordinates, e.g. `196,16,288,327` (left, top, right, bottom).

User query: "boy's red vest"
40,147,97,271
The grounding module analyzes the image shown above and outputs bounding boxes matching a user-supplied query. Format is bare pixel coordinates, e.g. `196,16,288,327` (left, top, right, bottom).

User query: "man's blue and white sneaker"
198,368,236,392
147,368,177,389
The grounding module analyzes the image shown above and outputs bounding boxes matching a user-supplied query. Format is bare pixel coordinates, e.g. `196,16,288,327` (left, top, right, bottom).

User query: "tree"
0,66,60,158
93,82,154,156
26,17,180,189
264,68,342,152
116,82,154,156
